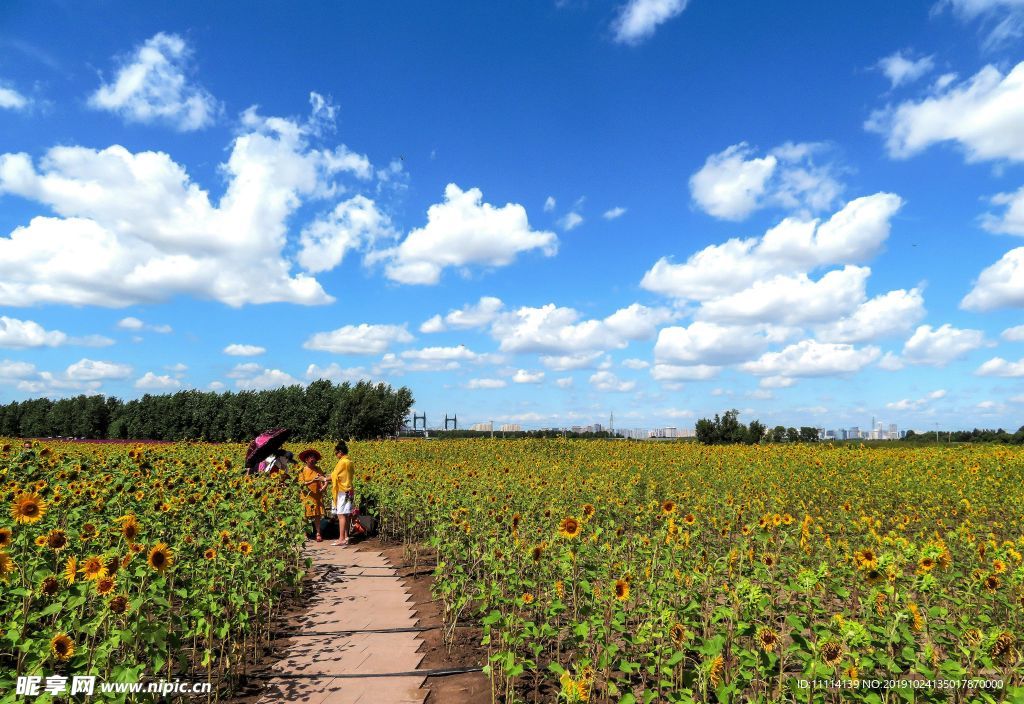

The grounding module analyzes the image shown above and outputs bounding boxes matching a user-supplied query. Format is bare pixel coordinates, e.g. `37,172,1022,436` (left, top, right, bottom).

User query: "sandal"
316,535,323,542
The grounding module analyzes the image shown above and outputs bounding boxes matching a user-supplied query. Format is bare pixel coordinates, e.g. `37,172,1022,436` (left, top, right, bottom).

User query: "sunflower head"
11,492,47,524
661,500,676,515
34,535,47,547
109,595,129,615
558,517,581,539
521,592,534,605
0,527,11,548
0,551,17,581
122,520,140,541
46,529,68,551
147,542,173,573
984,574,1001,592
96,576,116,596
757,627,779,652
820,641,843,667
50,633,75,661
82,555,107,581
238,541,253,556
39,576,60,597
64,556,77,585
582,503,595,518
614,578,630,601
204,548,217,560
669,623,688,647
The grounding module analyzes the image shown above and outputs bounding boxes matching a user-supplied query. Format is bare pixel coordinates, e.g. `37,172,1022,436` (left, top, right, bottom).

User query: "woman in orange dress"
297,449,328,542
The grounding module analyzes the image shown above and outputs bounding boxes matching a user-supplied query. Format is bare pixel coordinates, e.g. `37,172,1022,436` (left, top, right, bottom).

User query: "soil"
367,538,492,704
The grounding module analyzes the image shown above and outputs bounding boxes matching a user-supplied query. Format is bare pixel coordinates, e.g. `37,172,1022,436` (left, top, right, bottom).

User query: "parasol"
244,427,290,469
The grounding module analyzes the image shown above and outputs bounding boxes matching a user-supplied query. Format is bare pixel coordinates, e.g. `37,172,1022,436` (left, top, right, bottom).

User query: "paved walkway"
254,543,428,704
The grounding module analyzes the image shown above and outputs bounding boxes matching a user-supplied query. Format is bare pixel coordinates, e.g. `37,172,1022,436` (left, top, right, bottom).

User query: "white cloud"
541,352,605,371
589,370,636,392
0,317,65,348
1002,324,1024,340
621,358,649,369
981,186,1024,236
512,369,545,384
878,351,906,370
942,0,1024,47
401,345,478,362
0,360,38,381
603,206,627,220
117,317,144,330
228,363,300,390
962,247,1024,311
741,340,881,377
544,196,556,212
555,376,574,388
877,51,934,88
654,321,784,366
612,0,689,44
89,32,219,131
0,82,29,111
305,363,370,383
559,212,584,231
65,358,133,381
466,378,507,389
867,61,1024,162
814,288,926,343
0,98,371,307
902,324,988,366
976,356,1024,376
297,195,396,273
759,375,795,388
420,296,504,333
208,381,225,391
650,363,720,381
303,324,413,355
689,142,843,221
492,302,670,354
224,344,266,356
134,371,181,390
380,184,557,285
642,193,902,302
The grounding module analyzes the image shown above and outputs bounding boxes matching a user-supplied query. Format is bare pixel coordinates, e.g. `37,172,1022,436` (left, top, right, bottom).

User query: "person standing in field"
331,441,354,546
297,449,328,542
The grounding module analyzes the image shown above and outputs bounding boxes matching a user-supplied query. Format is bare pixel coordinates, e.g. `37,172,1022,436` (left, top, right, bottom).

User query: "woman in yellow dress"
297,449,328,542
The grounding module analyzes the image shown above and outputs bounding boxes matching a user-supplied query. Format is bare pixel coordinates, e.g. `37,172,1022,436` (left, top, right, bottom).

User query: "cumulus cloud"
117,317,171,333
689,142,844,221
89,32,219,131
297,195,396,273
877,51,934,88
650,363,720,381
886,389,946,411
0,82,29,111
981,186,1024,236
466,378,507,389
962,247,1024,310
228,363,300,390
612,0,689,44
303,324,413,355
305,363,370,383
540,352,606,371
867,61,1024,162
559,212,584,231
379,184,557,285
224,344,266,356
976,356,1024,376
0,316,113,349
419,296,504,333
902,324,988,366
544,196,556,212
512,369,545,384
642,193,902,304
654,321,785,366
134,371,181,390
589,370,636,392
814,288,926,343
1002,324,1024,340
603,206,627,219
491,303,671,354
65,359,133,381
0,98,371,307
741,340,881,378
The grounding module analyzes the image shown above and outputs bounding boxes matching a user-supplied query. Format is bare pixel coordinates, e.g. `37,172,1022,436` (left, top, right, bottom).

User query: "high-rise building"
848,426,861,439
499,423,522,432
888,423,898,440
470,422,493,432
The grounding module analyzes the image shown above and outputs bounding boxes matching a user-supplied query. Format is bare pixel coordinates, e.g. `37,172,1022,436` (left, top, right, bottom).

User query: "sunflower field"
353,439,1024,704
2,438,1023,703
0,440,307,700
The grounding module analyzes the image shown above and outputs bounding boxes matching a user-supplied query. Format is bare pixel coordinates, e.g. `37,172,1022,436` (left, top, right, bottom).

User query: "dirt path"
250,542,428,704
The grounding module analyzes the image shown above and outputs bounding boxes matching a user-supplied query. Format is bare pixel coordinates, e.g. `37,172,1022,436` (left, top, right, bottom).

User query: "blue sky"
2,0,1024,431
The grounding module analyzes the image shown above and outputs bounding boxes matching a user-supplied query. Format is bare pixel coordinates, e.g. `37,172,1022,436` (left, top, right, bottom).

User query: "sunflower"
34,535,47,547
853,549,877,570
121,520,140,541
661,500,676,515
521,592,535,605
582,503,595,518
992,559,1007,573
95,575,116,595
558,517,582,539
238,541,253,556
219,530,232,546
820,641,843,666
991,631,1015,660
708,654,724,687
614,579,630,601
80,523,98,541
0,551,16,581
757,627,779,652
50,633,74,661
204,548,217,560
64,556,77,585
918,556,936,572
554,580,565,598
82,555,107,582
669,623,688,647
0,527,11,548
109,595,129,615
984,574,1001,592
683,513,696,525
761,554,777,568
46,529,68,551
39,576,60,597
10,491,46,524
147,542,173,572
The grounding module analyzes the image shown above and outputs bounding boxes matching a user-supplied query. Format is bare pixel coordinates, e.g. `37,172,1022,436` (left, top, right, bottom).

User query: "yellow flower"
64,556,77,584
521,592,535,605
50,633,75,661
558,516,582,539
0,551,16,582
614,578,630,601
82,555,107,581
11,492,46,524
147,542,173,572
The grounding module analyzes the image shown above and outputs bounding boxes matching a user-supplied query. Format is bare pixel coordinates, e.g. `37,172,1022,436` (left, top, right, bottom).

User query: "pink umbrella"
244,427,290,470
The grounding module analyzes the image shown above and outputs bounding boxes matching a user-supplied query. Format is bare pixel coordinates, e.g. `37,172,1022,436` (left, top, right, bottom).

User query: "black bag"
319,516,340,540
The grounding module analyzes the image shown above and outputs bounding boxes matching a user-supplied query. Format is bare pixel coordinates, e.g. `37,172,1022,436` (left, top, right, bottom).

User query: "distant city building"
592,423,603,433
499,423,522,432
469,422,493,432
848,426,861,439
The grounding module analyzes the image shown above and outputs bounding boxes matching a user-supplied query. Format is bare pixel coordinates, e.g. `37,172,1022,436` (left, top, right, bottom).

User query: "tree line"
695,409,820,445
0,380,414,442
